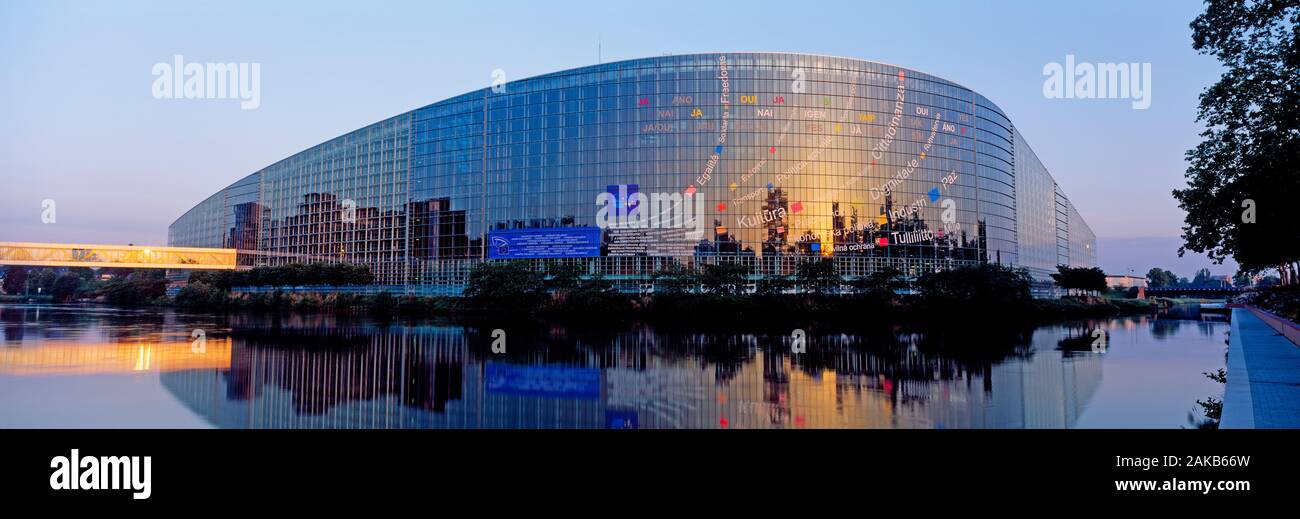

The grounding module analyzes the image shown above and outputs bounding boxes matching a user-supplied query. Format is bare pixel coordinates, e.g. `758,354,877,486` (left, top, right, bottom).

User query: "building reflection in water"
140,314,1104,429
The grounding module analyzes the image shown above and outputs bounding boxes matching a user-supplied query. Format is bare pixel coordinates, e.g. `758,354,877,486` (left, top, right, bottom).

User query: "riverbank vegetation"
3,261,1155,327
1244,284,1300,322
1176,2,1300,286
168,261,1154,326
1,265,167,304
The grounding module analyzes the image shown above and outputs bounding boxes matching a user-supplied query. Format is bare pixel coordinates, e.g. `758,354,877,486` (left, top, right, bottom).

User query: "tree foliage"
51,274,82,302
795,258,841,295
189,262,374,289
463,261,547,314
2,266,27,295
1176,1,1300,281
698,263,750,295
916,263,1033,307
1050,265,1108,293
847,266,908,298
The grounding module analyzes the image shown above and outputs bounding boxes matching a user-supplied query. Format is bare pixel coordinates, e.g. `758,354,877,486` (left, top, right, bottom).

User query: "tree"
101,278,166,305
1191,268,1219,288
795,258,840,295
562,274,631,314
347,264,374,285
51,274,82,302
651,264,699,295
463,261,547,313
1175,1,1300,283
698,263,750,295
545,262,585,293
1051,266,1108,294
29,268,57,294
755,276,793,296
175,281,228,307
2,266,27,295
1232,270,1253,288
916,263,1033,308
1146,268,1179,288
847,266,908,298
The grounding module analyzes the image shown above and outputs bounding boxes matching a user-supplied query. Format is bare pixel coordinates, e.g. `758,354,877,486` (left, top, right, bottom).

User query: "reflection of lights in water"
0,340,231,375
133,344,152,371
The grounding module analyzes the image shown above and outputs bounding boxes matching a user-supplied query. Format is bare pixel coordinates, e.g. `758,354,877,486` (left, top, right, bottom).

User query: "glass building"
169,52,1096,293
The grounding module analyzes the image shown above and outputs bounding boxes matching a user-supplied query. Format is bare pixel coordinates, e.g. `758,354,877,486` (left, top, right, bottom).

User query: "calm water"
0,303,1228,429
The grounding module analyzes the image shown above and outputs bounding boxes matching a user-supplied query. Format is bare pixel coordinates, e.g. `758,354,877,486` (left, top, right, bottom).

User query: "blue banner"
485,363,602,399
486,227,601,259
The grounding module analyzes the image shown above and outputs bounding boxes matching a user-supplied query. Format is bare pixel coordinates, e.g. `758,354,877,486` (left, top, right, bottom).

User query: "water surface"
0,303,1227,428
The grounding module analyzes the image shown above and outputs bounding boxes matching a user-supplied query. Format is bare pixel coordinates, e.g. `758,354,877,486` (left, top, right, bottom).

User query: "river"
0,303,1228,429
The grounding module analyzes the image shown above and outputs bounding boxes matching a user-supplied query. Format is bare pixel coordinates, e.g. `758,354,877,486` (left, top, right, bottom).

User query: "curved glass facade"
169,52,1095,293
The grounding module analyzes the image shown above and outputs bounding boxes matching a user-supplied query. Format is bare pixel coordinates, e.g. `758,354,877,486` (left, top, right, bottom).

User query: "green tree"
175,281,228,307
1175,1,1300,283
101,278,166,305
1191,268,1219,288
1051,265,1108,294
916,263,1033,308
29,268,57,294
847,266,908,298
754,276,793,296
303,262,328,285
698,263,750,295
51,274,83,302
2,266,27,295
562,274,631,314
463,261,547,313
1232,270,1253,288
545,262,586,293
795,258,840,295
1146,268,1179,288
651,264,699,295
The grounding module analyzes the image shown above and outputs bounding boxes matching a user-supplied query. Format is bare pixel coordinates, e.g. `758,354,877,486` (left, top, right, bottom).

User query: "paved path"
1221,308,1300,428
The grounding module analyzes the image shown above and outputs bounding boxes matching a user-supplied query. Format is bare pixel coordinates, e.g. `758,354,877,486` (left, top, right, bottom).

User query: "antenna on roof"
598,34,602,64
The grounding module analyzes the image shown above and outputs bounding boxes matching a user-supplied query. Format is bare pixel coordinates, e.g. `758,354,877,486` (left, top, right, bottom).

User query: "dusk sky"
0,0,1236,278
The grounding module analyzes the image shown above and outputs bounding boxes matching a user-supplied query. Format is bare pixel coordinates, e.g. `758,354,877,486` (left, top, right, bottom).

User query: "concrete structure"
1221,307,1300,429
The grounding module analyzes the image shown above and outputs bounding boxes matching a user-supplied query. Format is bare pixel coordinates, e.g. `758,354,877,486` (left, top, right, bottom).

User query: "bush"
1252,284,1300,322
651,265,699,295
698,263,750,295
100,278,167,305
916,263,1033,311
463,262,547,314
796,258,841,294
846,266,907,300
175,282,229,308
1050,265,1108,294
369,292,397,315
557,274,633,316
224,263,374,288
50,274,83,302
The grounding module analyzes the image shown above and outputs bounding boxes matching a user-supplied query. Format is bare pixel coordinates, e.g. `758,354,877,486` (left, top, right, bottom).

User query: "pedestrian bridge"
0,242,237,270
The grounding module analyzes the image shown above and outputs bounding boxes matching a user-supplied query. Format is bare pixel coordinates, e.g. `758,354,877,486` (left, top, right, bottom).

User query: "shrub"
916,263,1033,311
175,282,229,308
463,262,547,314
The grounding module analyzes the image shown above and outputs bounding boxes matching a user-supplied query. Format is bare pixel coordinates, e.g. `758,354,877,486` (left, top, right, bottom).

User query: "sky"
0,0,1237,279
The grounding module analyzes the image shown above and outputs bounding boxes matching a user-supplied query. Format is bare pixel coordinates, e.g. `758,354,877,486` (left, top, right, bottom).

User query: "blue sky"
0,0,1235,277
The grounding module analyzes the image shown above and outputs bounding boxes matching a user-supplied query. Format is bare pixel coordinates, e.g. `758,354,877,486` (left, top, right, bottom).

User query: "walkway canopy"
0,242,236,270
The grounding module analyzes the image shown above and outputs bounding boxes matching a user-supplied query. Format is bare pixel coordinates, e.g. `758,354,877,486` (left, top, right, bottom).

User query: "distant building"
1105,275,1148,289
